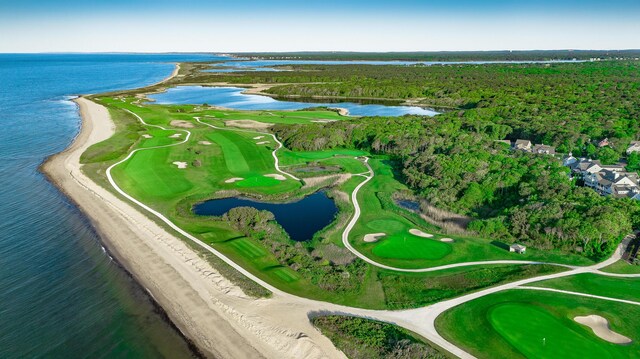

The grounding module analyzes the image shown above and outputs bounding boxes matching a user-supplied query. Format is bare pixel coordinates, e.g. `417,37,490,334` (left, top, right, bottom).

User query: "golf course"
71,60,640,358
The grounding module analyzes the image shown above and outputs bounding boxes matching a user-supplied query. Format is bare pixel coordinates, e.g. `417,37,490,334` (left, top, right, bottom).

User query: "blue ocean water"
0,53,225,359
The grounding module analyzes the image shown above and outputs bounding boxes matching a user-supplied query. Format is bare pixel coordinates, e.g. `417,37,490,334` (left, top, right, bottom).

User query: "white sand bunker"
172,161,187,169
409,229,434,238
169,133,182,138
198,141,212,145
264,174,287,181
225,120,273,130
253,136,264,140
256,141,269,145
364,233,386,243
142,134,153,139
169,120,194,128
311,120,336,123
574,315,632,344
224,177,244,183
440,238,454,242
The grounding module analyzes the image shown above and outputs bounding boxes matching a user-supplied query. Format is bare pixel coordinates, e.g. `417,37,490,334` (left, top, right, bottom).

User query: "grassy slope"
600,260,640,274
529,273,640,301
436,289,640,359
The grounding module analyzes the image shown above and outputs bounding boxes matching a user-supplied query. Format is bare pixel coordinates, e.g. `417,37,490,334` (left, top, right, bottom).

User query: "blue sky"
1,0,638,52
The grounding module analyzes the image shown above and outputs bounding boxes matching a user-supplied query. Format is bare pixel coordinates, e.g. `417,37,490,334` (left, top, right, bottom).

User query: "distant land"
229,49,640,61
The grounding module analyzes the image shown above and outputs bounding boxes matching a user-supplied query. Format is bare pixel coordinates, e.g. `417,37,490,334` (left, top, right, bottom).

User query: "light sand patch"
310,120,336,123
198,141,212,145
169,133,182,138
409,228,434,238
142,134,153,139
264,173,287,181
574,315,632,344
334,108,349,116
256,141,269,145
172,161,187,169
170,120,194,128
364,233,386,243
224,177,244,184
440,238,454,242
225,120,273,130
253,136,265,140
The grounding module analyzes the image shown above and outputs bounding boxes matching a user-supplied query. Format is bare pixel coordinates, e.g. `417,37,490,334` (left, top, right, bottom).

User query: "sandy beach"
41,96,358,358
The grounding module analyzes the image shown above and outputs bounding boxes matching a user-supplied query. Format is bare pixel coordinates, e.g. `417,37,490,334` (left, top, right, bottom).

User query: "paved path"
107,109,638,359
340,157,576,273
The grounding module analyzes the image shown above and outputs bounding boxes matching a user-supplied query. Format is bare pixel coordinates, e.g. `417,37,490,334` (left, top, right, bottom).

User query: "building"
569,158,640,199
532,144,556,155
598,138,610,148
563,153,578,167
510,244,527,254
513,139,532,152
627,141,640,154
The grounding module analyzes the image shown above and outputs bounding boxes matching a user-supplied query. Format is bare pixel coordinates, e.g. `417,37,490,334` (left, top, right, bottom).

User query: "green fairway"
436,289,640,359
372,234,452,260
489,304,613,359
530,273,640,302
600,260,640,274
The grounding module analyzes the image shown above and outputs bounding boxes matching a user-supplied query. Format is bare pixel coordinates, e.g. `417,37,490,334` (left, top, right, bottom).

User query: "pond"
193,191,338,241
148,86,439,117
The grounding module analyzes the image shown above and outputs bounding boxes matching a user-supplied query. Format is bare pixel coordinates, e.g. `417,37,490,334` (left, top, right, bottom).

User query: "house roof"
510,244,526,250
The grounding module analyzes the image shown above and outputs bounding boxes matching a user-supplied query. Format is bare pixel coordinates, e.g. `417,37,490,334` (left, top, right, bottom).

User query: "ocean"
0,53,225,358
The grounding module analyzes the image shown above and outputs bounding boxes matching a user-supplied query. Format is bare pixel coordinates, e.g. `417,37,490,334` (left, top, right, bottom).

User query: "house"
598,138,610,148
563,153,578,167
510,244,527,254
627,141,640,154
583,170,639,197
570,159,602,175
513,139,532,152
532,144,556,155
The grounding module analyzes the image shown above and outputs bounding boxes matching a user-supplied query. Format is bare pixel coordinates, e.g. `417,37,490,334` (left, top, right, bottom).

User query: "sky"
1,0,639,52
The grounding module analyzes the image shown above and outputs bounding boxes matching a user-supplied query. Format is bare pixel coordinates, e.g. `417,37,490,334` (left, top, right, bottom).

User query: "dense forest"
230,50,640,61
202,60,640,259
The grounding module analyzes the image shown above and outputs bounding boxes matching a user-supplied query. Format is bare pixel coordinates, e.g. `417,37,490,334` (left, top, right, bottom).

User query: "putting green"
235,175,281,188
489,303,614,359
372,234,451,260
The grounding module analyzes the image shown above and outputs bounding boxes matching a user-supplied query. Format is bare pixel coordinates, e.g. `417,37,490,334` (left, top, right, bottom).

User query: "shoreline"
40,90,351,357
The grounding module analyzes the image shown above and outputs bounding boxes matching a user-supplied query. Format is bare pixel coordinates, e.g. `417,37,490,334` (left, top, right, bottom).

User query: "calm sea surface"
0,53,225,358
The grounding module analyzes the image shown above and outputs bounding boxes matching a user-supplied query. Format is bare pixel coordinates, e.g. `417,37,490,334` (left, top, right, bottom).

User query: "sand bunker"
364,233,386,243
409,229,434,238
169,133,182,138
440,238,454,242
142,134,153,139
172,161,187,169
253,136,264,140
224,177,244,183
225,120,273,130
310,120,336,123
170,120,194,128
264,174,286,181
574,315,632,344
198,141,212,145
256,141,269,145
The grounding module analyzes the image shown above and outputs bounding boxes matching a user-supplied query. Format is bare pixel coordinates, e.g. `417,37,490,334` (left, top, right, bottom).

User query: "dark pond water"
193,192,338,241
396,199,421,212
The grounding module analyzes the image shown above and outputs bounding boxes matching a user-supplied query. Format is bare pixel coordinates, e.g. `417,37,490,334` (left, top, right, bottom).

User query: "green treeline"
273,114,640,260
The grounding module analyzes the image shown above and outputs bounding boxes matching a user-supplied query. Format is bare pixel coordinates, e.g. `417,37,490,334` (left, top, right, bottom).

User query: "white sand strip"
253,136,264,140
142,134,153,139
364,233,386,243
256,141,269,145
224,177,244,183
172,161,187,169
409,229,434,238
169,133,182,138
198,141,212,145
440,238,454,242
574,315,632,344
264,173,287,181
